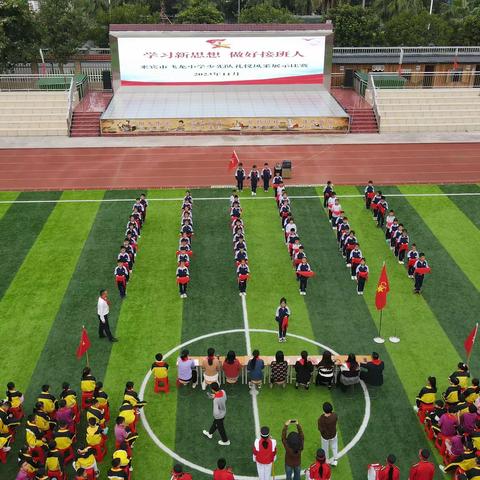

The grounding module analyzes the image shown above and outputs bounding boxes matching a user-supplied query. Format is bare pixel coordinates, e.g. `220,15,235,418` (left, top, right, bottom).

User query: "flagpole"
374,309,385,344
85,350,90,368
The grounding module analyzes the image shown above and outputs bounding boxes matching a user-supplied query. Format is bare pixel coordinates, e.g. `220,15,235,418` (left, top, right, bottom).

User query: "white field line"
0,191,479,205
241,295,261,439
138,328,370,480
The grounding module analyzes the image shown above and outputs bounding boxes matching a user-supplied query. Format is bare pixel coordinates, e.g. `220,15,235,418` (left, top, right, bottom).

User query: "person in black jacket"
360,352,384,386
235,163,245,191
261,163,272,192
294,351,314,390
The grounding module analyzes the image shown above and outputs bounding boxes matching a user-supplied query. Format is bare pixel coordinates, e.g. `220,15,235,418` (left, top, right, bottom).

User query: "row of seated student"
415,362,480,476
167,349,384,393
1,367,146,480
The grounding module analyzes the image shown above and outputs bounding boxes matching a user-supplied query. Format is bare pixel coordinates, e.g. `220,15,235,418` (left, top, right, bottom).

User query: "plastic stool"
154,377,169,393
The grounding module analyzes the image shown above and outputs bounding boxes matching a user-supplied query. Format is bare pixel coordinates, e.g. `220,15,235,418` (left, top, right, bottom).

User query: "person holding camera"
282,420,304,480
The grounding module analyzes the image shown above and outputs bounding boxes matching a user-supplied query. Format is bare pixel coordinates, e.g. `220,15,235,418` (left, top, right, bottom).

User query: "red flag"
76,327,91,359
375,264,390,310
464,324,478,357
227,150,239,172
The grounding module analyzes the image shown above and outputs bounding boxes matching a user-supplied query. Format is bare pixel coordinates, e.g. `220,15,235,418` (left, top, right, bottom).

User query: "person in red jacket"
408,449,434,480
171,464,192,480
379,454,400,480
307,449,331,480
253,426,277,480
213,458,234,480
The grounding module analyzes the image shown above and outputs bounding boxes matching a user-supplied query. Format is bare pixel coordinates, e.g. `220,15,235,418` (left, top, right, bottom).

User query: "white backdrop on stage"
118,36,325,86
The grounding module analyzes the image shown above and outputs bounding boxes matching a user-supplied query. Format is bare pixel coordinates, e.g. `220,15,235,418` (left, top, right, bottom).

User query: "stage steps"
345,107,379,134
70,112,101,137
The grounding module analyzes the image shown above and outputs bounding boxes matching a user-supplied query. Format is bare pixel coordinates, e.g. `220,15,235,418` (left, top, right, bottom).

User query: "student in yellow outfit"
443,377,462,406
415,377,437,410
0,431,12,455
107,457,128,480
45,441,64,479
86,398,106,428
54,420,74,449
123,382,146,409
118,401,136,432
151,353,169,379
456,456,480,480
464,378,480,403
93,382,110,423
37,385,56,416
0,401,20,433
33,402,54,434
74,445,98,477
6,382,24,420
86,417,106,447
25,414,46,449
450,363,470,389
112,441,132,472
81,368,96,410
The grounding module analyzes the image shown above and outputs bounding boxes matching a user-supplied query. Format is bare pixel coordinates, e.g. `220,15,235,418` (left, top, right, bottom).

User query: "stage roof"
109,23,333,33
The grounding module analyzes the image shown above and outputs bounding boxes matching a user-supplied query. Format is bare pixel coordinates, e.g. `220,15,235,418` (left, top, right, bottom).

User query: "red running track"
1,143,480,190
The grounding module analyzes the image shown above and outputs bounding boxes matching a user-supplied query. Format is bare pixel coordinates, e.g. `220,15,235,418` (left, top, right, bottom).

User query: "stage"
100,85,349,135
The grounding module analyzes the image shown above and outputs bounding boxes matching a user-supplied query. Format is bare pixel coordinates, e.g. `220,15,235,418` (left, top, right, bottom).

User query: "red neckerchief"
371,359,382,365
181,357,189,362
214,390,224,398
299,358,306,366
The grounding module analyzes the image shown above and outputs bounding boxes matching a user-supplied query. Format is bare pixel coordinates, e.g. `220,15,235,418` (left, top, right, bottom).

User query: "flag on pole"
228,150,239,172
375,263,390,310
76,327,91,359
464,323,478,358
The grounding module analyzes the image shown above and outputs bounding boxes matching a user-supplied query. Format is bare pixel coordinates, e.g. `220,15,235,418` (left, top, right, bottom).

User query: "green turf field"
1,185,479,480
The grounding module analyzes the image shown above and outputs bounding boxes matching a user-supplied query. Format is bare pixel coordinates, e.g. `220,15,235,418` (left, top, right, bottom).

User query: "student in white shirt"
97,289,117,342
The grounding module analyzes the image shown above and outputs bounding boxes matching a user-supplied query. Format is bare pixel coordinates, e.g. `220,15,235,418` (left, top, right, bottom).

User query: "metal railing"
367,71,480,89
367,74,381,129
0,73,75,91
66,77,75,133
333,46,480,56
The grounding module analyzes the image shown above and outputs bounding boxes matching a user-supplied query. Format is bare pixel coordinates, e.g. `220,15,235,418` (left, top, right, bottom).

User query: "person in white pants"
253,426,277,480
318,402,338,466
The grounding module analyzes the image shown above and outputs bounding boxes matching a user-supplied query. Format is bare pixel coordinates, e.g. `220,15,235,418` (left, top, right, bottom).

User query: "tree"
38,0,89,71
326,5,383,46
90,3,160,47
373,0,426,21
457,11,480,45
384,10,453,45
239,2,300,22
0,0,39,72
175,0,224,23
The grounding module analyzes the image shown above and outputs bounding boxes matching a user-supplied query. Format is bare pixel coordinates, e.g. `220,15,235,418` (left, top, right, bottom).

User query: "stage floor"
102,85,348,119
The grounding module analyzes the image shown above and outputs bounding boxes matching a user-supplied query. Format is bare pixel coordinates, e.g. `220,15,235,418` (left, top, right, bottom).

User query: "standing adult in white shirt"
97,289,117,342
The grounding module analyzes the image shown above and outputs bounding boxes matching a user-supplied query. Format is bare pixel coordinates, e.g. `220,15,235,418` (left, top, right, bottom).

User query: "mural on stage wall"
100,116,349,134
118,36,326,86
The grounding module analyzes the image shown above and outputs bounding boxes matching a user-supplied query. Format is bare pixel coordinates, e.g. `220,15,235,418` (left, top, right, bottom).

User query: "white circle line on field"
139,328,371,480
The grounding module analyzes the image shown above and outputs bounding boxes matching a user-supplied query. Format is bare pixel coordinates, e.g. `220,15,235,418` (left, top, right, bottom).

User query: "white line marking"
241,295,261,438
139,328,371,480
0,191,479,205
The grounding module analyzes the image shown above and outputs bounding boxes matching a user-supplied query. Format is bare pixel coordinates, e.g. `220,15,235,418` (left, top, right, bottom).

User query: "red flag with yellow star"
76,327,91,359
375,264,390,310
